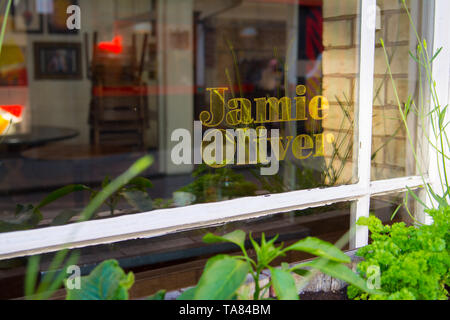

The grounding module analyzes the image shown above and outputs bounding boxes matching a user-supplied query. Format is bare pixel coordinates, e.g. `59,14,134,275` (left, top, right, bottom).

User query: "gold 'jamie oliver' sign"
199,85,331,164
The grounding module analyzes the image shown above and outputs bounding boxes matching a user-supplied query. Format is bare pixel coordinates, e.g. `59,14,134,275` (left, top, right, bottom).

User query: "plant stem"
0,0,12,56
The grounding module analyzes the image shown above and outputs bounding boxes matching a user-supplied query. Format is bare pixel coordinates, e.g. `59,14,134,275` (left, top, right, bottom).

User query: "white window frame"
0,0,448,261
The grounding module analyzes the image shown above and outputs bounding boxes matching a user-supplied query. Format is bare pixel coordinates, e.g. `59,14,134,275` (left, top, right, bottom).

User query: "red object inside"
98,36,123,54
0,105,24,118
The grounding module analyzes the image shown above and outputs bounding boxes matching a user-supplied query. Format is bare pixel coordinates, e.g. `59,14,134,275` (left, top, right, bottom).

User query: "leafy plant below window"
348,207,449,300
64,231,380,300
347,1,450,300
24,156,153,300
66,260,135,300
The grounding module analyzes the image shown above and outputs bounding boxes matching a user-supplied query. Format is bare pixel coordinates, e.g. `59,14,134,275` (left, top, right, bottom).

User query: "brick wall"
322,0,358,184
322,0,415,184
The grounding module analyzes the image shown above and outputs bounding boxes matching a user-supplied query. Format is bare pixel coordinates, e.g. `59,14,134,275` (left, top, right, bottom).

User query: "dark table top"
1,126,79,147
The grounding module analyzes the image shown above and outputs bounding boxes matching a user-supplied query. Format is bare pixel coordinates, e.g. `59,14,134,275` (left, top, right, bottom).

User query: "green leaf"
177,287,197,300
0,206,42,232
438,105,448,130
147,290,166,300
203,254,230,270
66,260,134,300
249,233,262,258
15,204,36,215
79,156,153,222
405,186,427,209
36,184,91,210
0,0,12,58
409,51,421,64
390,204,402,220
128,177,153,190
270,268,299,300
102,176,111,189
122,190,153,212
51,210,79,226
281,262,290,271
301,260,382,296
25,255,40,298
285,237,350,263
37,251,81,300
15,204,32,215
23,157,153,299
257,233,283,266
203,230,246,248
428,187,448,209
290,267,311,277
431,47,443,62
193,256,249,300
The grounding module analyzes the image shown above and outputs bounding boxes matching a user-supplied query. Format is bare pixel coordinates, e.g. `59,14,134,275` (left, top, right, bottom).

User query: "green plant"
347,0,450,301
179,164,258,203
62,230,380,300
66,260,135,300
0,0,11,57
65,259,169,300
381,0,450,213
348,207,449,300
175,231,379,300
24,156,153,300
96,175,154,216
0,175,153,232
152,198,174,209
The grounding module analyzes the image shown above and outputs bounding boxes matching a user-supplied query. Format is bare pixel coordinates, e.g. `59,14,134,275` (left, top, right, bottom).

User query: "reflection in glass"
0,0,361,219
371,192,417,226
0,0,365,298
0,202,352,299
371,0,427,180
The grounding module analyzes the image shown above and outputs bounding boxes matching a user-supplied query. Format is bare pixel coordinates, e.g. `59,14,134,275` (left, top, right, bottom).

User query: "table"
0,126,80,188
1,126,79,154
2,126,79,148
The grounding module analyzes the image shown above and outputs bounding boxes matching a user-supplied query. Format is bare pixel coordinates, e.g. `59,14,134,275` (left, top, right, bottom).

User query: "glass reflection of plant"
370,8,412,179
0,176,154,233
179,164,258,203
384,0,450,211
189,16,410,199
24,156,153,300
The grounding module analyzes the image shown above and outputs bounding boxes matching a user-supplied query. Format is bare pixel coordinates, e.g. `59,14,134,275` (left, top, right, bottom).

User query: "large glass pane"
371,0,429,180
0,0,361,228
371,192,417,226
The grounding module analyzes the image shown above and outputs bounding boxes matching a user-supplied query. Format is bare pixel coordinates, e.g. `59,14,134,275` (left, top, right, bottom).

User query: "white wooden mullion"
0,175,426,261
0,184,364,260
370,175,428,196
350,0,377,249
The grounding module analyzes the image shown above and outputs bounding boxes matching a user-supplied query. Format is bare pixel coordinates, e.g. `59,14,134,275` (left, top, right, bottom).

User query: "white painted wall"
158,0,194,174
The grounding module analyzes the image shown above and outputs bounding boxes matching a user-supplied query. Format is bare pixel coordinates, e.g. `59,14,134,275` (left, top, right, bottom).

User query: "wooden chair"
86,32,149,150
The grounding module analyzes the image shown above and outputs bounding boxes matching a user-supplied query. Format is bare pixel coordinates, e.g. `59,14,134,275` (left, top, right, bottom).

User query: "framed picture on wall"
12,0,44,33
47,0,79,34
33,42,82,80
